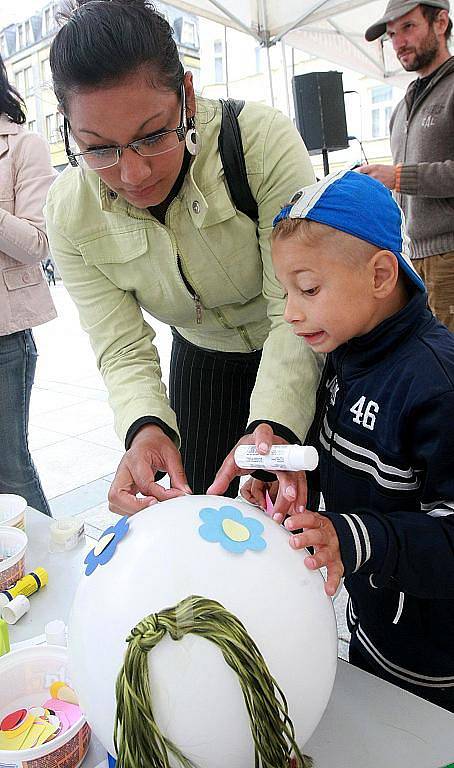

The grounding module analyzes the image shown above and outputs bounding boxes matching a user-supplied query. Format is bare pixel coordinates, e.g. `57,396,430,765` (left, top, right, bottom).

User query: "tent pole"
224,24,230,97
258,0,275,107
198,0,262,42
280,41,291,116
265,44,275,107
327,18,384,76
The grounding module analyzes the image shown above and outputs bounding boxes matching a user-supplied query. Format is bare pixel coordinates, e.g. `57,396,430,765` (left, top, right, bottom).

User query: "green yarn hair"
114,596,312,768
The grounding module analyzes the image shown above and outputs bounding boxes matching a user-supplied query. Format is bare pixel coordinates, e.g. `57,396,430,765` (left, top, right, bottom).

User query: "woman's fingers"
108,491,157,516
253,423,275,454
109,426,190,514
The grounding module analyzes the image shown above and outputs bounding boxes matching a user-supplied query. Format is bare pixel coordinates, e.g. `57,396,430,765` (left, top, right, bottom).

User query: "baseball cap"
272,168,426,293
365,0,450,41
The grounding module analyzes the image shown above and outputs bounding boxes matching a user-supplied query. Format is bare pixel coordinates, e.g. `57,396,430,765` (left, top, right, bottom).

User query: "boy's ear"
371,250,399,297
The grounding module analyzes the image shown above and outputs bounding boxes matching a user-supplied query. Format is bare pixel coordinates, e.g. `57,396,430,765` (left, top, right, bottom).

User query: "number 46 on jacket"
350,396,379,431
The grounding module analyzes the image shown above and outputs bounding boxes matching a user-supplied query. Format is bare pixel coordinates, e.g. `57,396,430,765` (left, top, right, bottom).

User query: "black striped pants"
169,329,262,497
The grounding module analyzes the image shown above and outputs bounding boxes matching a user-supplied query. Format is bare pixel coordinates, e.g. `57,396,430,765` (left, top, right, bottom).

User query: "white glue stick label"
234,444,318,472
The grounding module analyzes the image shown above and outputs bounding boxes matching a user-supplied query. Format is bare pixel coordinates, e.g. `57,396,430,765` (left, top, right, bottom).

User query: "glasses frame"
62,84,187,170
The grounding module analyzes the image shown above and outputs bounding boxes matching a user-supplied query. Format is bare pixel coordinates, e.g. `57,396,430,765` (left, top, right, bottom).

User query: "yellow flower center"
93,532,115,557
222,519,250,542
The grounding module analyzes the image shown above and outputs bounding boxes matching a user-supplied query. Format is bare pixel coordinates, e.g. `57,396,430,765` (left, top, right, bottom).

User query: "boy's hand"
241,478,278,510
284,509,344,597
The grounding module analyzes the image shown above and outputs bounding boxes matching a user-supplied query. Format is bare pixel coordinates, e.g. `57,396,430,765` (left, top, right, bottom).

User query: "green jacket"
45,97,319,445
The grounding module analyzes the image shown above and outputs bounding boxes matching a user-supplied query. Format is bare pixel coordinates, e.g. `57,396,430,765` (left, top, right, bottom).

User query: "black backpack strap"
218,98,258,222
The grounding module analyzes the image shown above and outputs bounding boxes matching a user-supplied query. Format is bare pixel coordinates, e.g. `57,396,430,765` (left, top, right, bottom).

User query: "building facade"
198,19,405,177
0,1,200,170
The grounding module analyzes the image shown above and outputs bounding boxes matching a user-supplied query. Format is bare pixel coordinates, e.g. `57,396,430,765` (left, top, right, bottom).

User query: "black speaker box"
292,71,349,155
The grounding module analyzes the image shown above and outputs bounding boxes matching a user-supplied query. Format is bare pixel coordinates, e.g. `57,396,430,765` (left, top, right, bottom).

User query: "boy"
244,169,454,711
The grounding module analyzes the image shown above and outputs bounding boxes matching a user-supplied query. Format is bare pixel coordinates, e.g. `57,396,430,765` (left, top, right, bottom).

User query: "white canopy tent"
170,0,412,102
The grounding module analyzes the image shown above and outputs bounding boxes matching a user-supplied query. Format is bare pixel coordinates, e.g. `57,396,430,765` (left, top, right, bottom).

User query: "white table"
8,509,454,768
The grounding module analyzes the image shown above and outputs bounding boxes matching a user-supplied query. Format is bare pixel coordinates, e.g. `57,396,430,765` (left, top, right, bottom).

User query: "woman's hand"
284,509,344,596
108,424,192,515
207,423,307,517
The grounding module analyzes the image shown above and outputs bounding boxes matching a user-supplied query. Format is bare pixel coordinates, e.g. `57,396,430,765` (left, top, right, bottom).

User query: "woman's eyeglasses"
63,85,187,171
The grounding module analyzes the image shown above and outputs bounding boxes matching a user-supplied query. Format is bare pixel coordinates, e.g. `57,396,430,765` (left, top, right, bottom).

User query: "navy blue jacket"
306,292,454,691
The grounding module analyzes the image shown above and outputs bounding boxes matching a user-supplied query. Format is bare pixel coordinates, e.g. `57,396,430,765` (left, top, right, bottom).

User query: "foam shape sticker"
50,681,79,705
199,505,266,553
35,721,59,747
0,716,34,750
0,708,27,731
42,698,82,728
4,714,34,739
20,721,53,750
84,516,129,576
29,707,46,718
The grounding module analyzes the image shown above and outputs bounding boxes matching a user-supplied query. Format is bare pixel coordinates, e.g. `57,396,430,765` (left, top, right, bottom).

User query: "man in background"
361,0,454,331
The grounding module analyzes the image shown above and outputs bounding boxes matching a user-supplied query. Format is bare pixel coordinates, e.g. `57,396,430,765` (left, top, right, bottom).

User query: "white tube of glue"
234,444,318,472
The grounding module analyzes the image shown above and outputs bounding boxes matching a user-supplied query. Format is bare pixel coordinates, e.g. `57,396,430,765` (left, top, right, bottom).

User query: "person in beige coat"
0,54,57,515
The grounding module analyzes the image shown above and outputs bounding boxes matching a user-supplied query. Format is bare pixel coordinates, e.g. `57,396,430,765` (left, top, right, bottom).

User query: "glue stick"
0,567,48,609
234,444,318,472
0,618,9,656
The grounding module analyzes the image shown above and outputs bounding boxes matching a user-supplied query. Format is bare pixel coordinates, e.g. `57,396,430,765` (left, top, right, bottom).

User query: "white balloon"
68,495,337,766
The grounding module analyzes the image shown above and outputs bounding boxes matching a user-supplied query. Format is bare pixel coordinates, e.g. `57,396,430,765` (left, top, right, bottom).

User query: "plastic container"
0,527,27,592
234,444,319,472
0,494,27,531
45,619,67,647
49,519,83,553
0,645,91,768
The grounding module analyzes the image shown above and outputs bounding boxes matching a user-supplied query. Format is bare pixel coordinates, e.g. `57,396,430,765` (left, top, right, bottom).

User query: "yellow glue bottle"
0,568,48,609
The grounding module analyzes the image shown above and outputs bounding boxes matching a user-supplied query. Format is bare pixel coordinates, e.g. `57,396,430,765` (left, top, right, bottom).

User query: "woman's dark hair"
0,53,26,124
421,4,452,41
50,0,184,114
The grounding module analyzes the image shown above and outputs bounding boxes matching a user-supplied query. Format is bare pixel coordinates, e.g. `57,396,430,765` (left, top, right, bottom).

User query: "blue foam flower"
84,515,129,576
199,505,266,554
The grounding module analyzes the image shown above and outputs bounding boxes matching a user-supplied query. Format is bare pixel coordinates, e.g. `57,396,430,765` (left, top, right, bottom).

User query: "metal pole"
280,40,291,116
258,0,274,107
322,148,330,176
265,44,275,107
224,24,230,98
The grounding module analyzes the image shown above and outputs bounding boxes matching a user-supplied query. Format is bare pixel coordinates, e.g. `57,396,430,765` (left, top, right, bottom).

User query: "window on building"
24,67,33,95
0,36,6,58
25,20,32,46
46,114,58,143
41,57,51,84
17,25,24,49
15,70,25,97
44,8,51,33
28,120,37,132
371,85,393,104
182,20,196,46
214,39,223,84
56,111,64,136
369,85,394,138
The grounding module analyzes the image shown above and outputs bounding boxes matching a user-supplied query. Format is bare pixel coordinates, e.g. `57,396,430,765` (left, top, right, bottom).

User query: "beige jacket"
0,114,57,335
47,97,320,445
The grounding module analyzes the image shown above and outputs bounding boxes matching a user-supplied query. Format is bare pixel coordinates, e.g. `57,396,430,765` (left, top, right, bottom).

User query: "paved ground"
30,282,350,657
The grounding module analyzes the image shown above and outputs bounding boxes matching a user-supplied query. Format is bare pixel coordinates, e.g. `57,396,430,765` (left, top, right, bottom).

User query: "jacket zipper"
166,226,202,325
213,309,255,352
326,350,348,508
175,252,202,325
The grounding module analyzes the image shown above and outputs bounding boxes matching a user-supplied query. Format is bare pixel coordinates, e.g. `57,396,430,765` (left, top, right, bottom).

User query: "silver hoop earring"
185,117,200,156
